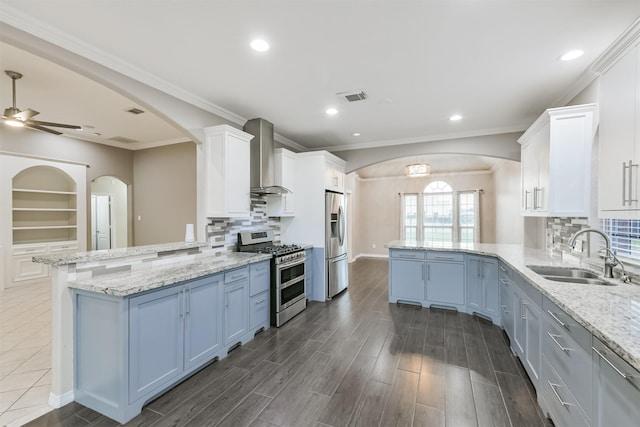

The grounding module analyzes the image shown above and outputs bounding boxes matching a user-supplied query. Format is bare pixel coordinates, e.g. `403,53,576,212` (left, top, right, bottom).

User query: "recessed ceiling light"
352,132,361,137
250,39,269,52
450,114,463,121
560,50,584,61
326,108,338,116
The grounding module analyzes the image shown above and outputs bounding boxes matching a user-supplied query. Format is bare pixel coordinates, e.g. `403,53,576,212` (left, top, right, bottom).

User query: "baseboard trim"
353,253,389,261
49,390,74,408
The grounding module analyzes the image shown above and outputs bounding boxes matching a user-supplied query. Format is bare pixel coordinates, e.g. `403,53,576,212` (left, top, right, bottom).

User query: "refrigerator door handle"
338,205,345,246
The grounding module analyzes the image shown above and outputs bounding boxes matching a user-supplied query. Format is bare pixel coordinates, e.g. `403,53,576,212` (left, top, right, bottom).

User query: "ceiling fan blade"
13,108,39,121
25,123,63,135
28,119,81,130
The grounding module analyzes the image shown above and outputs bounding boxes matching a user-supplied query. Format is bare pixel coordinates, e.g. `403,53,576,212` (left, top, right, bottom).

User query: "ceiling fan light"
405,163,431,177
4,118,24,127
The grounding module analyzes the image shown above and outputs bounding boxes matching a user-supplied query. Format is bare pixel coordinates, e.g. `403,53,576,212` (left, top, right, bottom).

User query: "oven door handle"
280,275,305,290
277,258,306,270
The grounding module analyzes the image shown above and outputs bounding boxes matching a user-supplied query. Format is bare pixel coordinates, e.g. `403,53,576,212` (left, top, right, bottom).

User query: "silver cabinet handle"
500,266,506,272
255,298,266,305
520,300,527,319
547,332,571,353
623,161,628,206
593,346,628,380
524,190,530,210
548,381,571,407
533,187,538,210
547,310,567,329
427,264,430,281
225,292,230,307
630,161,638,203
500,278,508,286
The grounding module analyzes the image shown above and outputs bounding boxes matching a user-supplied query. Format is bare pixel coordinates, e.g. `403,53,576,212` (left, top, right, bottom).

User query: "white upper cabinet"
325,159,345,193
267,148,296,217
599,43,640,218
519,104,596,217
203,125,253,218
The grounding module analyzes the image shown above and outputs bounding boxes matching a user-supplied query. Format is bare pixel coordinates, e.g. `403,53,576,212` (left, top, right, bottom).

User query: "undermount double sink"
527,265,616,286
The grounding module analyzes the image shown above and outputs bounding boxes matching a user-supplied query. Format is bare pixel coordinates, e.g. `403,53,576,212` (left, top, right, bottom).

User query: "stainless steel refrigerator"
325,191,349,299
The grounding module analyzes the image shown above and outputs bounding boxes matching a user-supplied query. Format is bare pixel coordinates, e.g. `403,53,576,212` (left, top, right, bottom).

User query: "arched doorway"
90,176,128,250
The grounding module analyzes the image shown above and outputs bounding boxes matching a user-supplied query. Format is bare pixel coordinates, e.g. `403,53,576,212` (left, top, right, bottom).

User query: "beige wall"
493,159,524,244
353,172,496,257
0,126,134,249
132,142,197,245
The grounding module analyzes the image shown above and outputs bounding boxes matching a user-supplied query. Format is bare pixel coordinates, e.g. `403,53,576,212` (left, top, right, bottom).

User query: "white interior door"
92,194,112,250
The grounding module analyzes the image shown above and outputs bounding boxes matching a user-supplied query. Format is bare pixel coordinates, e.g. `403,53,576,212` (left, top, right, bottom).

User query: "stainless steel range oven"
238,230,306,327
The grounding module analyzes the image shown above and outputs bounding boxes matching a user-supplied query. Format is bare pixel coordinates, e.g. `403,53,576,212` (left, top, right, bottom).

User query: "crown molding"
318,124,529,153
552,17,640,107
274,132,308,152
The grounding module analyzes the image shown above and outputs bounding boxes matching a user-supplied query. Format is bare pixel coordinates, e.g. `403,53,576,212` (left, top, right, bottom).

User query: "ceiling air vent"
126,107,145,115
109,136,140,144
337,90,368,103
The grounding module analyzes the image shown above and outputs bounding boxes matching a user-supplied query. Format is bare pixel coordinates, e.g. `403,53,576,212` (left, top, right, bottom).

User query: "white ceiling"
1,1,640,154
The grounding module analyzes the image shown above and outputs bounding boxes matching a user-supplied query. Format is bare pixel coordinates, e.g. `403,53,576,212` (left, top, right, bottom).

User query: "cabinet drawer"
12,244,47,256
593,338,640,390
225,267,249,284
250,291,270,330
543,297,591,353
249,261,270,296
543,315,592,415
427,251,464,262
515,278,542,307
390,249,425,260
499,262,515,281
49,242,79,253
542,357,589,427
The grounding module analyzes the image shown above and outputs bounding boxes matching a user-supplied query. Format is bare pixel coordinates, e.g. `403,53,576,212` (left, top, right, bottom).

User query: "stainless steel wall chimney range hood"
243,118,291,195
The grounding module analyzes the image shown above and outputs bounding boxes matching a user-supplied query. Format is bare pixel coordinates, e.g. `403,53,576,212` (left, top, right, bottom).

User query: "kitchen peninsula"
33,242,271,423
387,240,640,427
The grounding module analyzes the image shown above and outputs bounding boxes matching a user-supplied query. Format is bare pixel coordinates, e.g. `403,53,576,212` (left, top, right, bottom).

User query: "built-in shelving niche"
12,166,78,244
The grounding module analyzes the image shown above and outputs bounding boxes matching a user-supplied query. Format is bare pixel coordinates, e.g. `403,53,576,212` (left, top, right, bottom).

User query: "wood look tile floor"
25,259,551,427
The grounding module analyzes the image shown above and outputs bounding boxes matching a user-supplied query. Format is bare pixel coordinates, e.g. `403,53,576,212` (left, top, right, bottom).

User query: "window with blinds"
601,219,640,260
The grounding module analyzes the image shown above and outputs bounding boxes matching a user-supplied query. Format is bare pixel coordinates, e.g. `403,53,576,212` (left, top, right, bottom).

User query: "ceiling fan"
2,70,82,135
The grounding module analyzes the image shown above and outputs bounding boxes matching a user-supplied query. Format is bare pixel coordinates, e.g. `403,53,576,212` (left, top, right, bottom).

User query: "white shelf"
12,188,77,195
13,208,77,212
13,225,77,230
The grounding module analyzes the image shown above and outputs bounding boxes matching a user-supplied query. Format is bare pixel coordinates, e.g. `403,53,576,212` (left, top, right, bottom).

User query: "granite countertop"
386,240,640,373
33,241,209,266
69,252,272,297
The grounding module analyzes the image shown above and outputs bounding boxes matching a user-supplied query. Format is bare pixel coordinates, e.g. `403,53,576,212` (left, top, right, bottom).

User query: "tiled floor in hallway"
0,281,53,426
24,258,550,426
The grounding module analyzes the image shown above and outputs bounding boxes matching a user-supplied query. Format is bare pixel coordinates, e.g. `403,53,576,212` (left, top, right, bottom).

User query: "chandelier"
405,163,431,177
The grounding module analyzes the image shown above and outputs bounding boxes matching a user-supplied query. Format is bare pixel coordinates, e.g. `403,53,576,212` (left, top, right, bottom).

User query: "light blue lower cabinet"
389,258,425,303
184,275,223,370
129,285,185,403
426,259,465,309
539,297,592,426
250,291,269,331
305,248,313,301
74,265,269,424
592,338,640,427
249,260,271,334
465,256,500,323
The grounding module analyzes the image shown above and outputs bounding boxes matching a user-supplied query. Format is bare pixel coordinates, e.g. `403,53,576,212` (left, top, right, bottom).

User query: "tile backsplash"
546,217,590,258
206,196,281,254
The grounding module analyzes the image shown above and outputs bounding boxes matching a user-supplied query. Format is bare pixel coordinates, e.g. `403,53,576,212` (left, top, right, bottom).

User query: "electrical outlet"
573,239,583,253
372,243,376,249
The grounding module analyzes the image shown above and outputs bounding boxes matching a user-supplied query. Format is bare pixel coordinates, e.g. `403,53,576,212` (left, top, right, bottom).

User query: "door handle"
547,332,571,353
